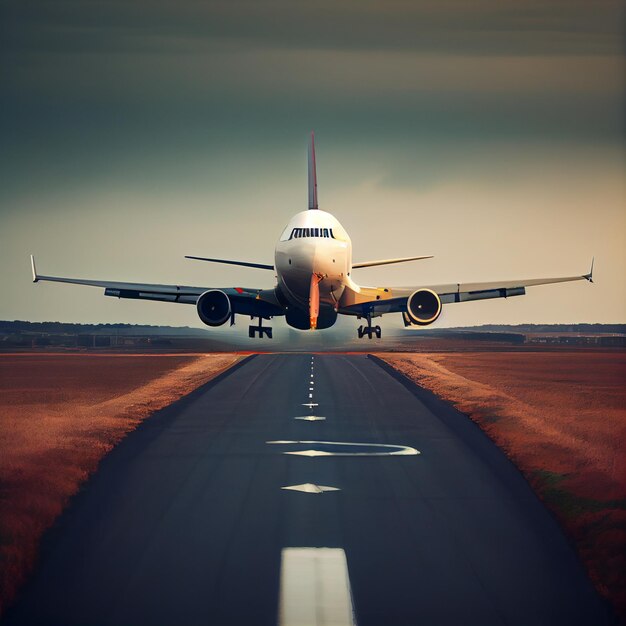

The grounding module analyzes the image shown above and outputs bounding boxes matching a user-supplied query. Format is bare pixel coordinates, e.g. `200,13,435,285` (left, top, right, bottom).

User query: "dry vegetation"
0,353,240,615
379,351,626,622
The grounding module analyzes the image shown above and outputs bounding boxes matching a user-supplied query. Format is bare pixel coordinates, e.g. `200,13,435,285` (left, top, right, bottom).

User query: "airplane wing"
340,260,594,317
352,255,433,269
184,256,274,270
30,256,284,317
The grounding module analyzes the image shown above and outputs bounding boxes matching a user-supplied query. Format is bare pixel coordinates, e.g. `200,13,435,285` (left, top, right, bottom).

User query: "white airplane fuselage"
274,210,355,315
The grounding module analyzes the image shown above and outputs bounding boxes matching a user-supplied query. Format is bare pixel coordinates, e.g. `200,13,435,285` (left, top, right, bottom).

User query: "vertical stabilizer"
308,131,318,210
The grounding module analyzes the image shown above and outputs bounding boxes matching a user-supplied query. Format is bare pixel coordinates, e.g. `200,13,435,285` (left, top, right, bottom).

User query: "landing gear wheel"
249,317,273,339
357,317,382,339
357,326,380,339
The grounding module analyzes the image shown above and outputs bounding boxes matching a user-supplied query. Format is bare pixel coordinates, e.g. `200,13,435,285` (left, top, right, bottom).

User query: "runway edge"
367,352,618,625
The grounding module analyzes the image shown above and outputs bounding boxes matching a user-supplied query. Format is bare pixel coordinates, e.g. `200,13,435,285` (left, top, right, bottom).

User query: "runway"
4,354,612,626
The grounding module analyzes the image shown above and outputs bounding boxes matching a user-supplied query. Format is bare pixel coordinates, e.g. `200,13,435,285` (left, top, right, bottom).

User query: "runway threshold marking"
266,441,420,457
278,548,356,626
302,403,319,408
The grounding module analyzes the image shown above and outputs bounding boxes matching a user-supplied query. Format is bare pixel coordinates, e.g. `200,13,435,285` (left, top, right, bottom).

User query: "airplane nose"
313,243,344,276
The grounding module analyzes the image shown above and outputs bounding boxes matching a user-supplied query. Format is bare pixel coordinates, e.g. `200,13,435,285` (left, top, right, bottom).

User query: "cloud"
2,0,623,56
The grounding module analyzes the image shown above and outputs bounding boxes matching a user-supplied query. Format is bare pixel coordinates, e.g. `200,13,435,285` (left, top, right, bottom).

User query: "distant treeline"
450,324,626,334
0,321,207,336
2,320,625,336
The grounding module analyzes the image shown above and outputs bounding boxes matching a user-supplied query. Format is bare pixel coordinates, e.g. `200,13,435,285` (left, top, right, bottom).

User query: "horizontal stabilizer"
352,255,433,269
185,256,274,270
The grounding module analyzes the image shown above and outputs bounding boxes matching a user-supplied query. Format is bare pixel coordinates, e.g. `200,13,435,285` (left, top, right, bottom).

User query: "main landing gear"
357,313,381,339
249,316,273,339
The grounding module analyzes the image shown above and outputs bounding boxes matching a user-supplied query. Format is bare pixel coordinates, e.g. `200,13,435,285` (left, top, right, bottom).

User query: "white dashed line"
278,548,356,626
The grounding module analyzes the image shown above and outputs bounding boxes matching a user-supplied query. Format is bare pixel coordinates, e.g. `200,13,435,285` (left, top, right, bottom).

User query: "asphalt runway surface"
4,354,614,626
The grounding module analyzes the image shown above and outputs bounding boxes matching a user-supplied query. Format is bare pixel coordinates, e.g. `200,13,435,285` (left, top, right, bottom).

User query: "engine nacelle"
196,290,231,327
406,288,442,326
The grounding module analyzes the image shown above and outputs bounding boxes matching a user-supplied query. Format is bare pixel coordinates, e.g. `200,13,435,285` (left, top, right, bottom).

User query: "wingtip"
30,254,38,283
584,256,594,283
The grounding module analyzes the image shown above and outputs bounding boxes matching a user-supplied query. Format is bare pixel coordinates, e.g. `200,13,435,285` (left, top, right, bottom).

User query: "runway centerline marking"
302,403,319,408
294,416,326,421
278,547,356,626
266,440,420,457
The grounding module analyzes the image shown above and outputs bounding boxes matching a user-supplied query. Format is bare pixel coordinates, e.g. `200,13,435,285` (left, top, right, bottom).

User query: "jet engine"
196,290,231,327
406,288,442,326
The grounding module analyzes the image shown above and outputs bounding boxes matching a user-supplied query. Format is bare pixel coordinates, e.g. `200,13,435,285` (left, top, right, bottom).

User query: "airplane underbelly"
279,268,345,309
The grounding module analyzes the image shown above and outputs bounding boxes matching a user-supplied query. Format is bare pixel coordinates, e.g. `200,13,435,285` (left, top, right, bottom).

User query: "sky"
1,0,624,336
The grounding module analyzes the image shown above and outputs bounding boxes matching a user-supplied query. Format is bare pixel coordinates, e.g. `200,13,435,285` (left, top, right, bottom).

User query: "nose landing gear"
249,316,273,339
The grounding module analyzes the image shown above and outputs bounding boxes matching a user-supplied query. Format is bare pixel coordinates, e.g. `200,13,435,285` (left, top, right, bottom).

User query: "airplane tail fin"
308,131,318,210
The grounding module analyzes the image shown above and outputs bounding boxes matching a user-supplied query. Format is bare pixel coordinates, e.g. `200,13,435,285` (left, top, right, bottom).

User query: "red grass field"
380,351,626,622
0,353,239,615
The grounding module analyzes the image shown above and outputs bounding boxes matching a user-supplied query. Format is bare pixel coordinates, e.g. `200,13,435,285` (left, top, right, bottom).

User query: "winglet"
583,257,594,283
308,131,318,210
30,254,39,283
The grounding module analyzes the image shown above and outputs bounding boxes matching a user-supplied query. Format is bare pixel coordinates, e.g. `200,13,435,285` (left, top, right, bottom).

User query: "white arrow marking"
281,483,340,494
266,440,420,457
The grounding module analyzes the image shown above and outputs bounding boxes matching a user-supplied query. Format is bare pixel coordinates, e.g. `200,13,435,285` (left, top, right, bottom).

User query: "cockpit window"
289,226,336,240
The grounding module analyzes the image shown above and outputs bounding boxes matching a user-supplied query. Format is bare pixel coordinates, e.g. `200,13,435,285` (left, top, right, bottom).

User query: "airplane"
30,132,594,340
